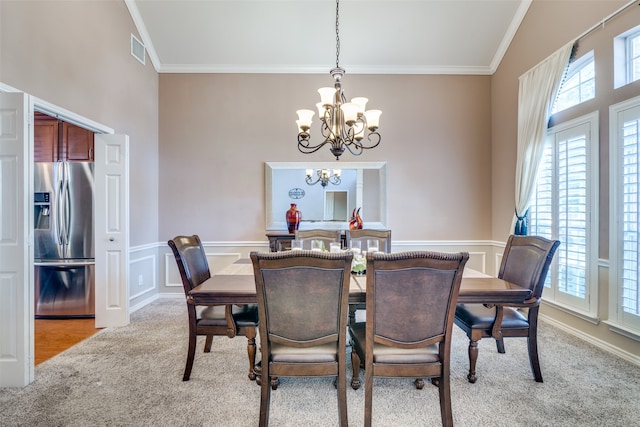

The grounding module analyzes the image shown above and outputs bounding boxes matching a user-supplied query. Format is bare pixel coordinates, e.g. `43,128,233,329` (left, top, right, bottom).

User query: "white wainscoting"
128,239,639,367
131,239,505,313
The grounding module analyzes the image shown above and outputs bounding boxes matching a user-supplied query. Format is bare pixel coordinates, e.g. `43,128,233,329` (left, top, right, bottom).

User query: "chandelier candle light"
296,0,382,160
306,168,341,187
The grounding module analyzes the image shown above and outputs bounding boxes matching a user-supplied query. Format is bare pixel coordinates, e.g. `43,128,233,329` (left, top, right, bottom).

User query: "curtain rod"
575,0,639,41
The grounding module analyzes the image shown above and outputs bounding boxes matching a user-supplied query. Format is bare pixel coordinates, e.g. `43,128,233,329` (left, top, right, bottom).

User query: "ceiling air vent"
131,34,145,65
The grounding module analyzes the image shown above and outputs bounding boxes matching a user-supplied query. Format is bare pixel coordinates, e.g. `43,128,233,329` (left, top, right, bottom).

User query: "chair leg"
270,376,280,390
204,335,213,353
337,366,348,427
496,337,505,354
183,327,197,381
350,349,361,390
467,338,479,383
437,371,454,427
348,304,357,325
364,358,374,427
247,330,257,381
258,365,272,427
528,332,543,382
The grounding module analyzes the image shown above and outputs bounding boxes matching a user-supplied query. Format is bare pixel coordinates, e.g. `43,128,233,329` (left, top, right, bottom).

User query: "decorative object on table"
311,239,325,251
349,207,363,230
295,0,382,160
285,203,301,233
351,252,366,275
305,168,341,188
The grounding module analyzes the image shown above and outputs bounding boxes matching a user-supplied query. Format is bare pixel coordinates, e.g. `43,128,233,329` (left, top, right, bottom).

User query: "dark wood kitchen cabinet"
34,112,94,162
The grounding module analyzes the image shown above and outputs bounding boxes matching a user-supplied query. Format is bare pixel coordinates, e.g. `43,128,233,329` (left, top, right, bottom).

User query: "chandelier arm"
319,111,338,141
297,134,332,154
363,132,382,150
305,176,321,186
342,140,365,156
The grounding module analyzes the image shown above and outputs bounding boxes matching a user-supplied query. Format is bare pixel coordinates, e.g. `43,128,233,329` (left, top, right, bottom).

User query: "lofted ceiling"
125,0,532,75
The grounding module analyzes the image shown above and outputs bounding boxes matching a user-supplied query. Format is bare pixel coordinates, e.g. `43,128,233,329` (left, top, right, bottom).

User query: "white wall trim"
130,255,156,298
129,294,159,313
540,314,640,367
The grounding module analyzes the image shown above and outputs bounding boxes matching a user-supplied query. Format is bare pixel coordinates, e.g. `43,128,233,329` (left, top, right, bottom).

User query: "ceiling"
125,0,532,75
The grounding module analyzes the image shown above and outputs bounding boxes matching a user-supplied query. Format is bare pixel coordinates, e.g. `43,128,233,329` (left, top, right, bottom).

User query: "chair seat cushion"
199,304,258,327
270,342,337,363
455,304,528,330
349,322,439,364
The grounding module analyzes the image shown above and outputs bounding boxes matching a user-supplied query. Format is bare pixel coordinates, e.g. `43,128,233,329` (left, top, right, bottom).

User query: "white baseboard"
129,294,159,313
540,313,640,367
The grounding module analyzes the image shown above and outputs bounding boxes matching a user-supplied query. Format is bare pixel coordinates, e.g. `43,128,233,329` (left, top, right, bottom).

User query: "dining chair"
454,234,560,383
295,229,342,250
345,229,391,253
349,250,468,427
168,235,259,381
250,250,353,427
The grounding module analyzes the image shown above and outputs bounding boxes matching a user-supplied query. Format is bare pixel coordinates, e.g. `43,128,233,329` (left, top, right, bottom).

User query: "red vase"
349,207,363,230
286,203,301,233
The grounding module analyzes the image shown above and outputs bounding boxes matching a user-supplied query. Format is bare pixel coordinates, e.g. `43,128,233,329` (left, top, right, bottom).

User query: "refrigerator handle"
56,162,65,246
63,162,71,246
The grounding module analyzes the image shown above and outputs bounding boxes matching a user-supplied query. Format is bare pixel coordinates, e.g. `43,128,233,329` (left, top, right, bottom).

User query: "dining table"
188,258,533,306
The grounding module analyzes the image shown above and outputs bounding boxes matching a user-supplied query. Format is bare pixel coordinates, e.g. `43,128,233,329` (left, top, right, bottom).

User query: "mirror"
265,161,387,231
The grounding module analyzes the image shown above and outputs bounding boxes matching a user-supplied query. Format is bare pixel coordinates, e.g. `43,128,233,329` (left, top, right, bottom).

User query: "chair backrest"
168,235,211,294
251,250,353,348
366,251,468,351
498,235,560,299
345,229,391,253
294,229,342,250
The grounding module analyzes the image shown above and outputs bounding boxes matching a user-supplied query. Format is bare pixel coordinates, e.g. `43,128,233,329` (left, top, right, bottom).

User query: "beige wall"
0,0,159,246
159,73,493,242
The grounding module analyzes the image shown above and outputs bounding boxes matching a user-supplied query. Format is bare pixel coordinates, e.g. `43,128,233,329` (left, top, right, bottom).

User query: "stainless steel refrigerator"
34,162,95,318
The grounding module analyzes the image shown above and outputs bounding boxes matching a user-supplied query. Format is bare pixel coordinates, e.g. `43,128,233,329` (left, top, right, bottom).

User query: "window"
628,30,640,83
609,95,640,335
551,51,595,114
614,26,640,89
529,112,599,317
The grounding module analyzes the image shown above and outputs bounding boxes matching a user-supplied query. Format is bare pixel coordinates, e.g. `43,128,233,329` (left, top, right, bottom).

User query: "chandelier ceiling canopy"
296,0,382,160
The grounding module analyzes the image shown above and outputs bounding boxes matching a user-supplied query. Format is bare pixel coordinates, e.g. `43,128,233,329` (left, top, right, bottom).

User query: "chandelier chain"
335,0,340,68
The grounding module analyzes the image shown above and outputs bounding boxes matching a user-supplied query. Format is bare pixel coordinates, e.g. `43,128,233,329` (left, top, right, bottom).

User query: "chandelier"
296,0,382,160
306,168,341,188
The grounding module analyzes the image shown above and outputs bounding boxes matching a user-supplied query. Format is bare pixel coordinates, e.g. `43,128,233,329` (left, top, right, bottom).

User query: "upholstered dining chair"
250,250,353,427
345,229,391,253
168,235,259,381
295,229,342,250
349,250,468,427
454,234,560,383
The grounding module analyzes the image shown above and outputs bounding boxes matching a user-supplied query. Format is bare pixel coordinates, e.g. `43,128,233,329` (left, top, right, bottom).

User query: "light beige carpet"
1,299,638,426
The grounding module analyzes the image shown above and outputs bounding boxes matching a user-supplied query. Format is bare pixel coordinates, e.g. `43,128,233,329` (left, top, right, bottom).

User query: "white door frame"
0,83,130,386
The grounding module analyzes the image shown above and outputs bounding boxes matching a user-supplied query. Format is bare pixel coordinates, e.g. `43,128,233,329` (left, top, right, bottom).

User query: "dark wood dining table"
188,258,533,306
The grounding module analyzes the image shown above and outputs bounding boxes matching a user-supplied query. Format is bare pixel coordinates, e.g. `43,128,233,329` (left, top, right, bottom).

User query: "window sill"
541,299,600,324
602,320,640,342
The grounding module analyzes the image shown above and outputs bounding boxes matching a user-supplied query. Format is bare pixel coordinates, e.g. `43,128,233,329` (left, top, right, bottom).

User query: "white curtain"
512,41,575,234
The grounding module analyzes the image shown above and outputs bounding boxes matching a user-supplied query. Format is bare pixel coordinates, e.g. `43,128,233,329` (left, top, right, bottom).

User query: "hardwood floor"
35,318,101,365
